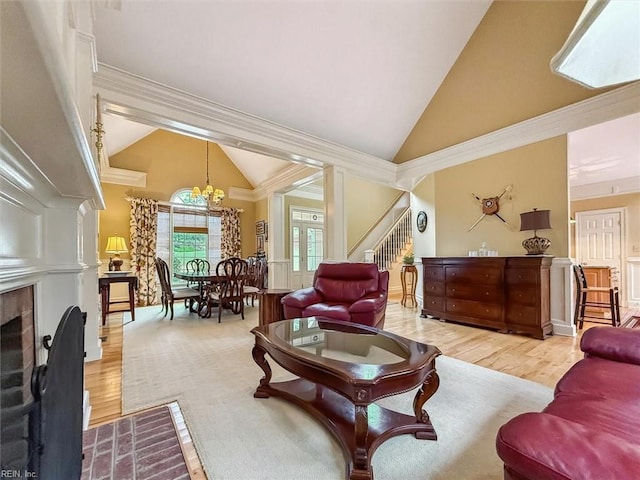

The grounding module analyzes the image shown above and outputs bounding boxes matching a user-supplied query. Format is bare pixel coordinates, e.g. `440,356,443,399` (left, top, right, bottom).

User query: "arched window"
156,189,222,280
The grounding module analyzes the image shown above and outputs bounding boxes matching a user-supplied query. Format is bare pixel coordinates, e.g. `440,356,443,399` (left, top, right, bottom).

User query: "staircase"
367,208,412,271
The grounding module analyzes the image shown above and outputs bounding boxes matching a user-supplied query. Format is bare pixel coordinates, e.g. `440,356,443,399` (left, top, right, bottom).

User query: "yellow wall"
422,136,569,257
99,130,256,260
345,176,403,251
395,0,609,163
570,193,640,258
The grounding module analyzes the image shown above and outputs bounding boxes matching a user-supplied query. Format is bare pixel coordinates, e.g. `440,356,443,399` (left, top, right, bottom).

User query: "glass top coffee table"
251,317,441,480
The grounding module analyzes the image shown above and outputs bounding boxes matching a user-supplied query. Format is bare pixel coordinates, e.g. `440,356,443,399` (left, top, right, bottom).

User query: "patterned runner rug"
81,404,191,480
622,309,640,328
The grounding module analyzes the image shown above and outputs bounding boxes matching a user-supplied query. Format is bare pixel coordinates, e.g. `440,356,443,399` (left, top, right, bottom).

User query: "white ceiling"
95,1,639,191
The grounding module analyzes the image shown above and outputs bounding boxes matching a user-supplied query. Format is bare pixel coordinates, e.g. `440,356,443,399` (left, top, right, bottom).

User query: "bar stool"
572,264,621,329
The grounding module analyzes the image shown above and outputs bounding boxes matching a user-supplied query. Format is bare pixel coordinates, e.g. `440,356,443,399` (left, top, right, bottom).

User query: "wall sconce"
105,235,128,271
520,209,552,255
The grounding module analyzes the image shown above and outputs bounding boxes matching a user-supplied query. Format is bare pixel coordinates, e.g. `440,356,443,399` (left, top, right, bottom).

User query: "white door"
291,209,324,289
575,208,624,299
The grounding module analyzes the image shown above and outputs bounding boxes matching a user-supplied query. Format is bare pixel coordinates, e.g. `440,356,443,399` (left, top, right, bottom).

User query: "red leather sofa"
496,327,640,480
281,262,389,329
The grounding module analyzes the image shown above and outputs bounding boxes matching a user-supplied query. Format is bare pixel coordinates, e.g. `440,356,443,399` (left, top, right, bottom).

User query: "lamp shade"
519,209,551,232
105,236,128,254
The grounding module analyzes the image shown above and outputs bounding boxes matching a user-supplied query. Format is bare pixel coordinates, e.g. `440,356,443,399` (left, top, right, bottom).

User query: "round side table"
400,264,418,307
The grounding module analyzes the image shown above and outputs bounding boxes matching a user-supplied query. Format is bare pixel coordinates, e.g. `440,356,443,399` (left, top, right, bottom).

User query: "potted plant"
402,253,414,265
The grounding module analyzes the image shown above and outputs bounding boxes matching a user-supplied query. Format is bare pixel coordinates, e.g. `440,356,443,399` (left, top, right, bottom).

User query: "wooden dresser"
421,256,553,339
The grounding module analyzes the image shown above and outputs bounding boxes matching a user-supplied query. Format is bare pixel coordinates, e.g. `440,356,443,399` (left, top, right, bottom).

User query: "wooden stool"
573,264,621,329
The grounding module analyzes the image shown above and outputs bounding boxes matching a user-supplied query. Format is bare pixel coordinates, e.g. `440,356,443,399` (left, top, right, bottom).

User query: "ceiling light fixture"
191,141,224,206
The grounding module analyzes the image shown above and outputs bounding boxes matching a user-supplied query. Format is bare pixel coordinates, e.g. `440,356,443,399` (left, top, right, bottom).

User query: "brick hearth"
82,405,190,480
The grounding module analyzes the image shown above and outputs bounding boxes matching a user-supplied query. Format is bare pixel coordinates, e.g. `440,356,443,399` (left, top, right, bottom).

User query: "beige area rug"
123,305,552,480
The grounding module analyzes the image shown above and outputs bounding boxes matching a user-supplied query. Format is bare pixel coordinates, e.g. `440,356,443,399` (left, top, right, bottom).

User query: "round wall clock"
416,211,428,232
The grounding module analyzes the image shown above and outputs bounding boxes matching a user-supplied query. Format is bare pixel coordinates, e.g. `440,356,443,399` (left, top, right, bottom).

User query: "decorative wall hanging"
467,185,514,232
416,211,428,233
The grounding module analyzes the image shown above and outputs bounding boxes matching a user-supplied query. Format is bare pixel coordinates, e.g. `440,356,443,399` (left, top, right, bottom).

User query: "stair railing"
367,208,412,270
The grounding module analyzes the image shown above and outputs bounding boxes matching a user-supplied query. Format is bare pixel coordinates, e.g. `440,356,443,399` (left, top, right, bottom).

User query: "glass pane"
173,232,208,276
292,227,300,272
307,227,323,271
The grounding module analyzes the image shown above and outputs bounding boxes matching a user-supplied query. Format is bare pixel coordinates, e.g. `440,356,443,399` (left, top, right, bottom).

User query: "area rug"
81,404,189,480
123,306,553,480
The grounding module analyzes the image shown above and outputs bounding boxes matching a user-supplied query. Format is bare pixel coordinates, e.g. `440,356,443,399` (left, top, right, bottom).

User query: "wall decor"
416,211,428,233
257,234,265,253
256,220,265,235
264,222,268,241
467,185,514,231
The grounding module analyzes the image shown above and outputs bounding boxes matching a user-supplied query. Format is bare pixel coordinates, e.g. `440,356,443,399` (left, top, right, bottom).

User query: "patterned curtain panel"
220,207,241,258
129,197,159,306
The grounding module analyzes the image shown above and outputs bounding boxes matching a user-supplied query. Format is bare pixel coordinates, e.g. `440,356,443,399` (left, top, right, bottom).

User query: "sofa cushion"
303,303,350,322
555,356,640,399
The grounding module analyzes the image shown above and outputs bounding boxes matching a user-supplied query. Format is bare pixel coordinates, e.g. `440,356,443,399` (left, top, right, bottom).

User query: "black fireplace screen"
1,305,85,479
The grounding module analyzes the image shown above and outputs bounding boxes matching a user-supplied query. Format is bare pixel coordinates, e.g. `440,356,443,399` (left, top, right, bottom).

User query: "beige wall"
99,130,257,260
422,136,569,257
570,193,640,258
345,176,403,252
395,0,610,163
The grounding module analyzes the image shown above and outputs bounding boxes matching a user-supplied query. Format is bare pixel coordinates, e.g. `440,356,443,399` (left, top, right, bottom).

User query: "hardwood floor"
84,295,631,477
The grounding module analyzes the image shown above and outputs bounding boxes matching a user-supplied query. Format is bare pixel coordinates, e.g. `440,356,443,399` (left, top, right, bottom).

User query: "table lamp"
519,209,551,255
105,235,128,271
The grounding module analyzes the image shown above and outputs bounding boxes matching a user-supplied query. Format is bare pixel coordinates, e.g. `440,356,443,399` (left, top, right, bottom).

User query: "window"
156,189,222,284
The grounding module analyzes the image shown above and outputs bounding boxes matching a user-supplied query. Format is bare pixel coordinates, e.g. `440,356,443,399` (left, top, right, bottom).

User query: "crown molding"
396,82,640,190
93,64,397,186
100,166,147,187
570,175,640,200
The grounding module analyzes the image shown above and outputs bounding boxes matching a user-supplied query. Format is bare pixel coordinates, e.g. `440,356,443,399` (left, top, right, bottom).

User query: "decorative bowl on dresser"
421,256,553,339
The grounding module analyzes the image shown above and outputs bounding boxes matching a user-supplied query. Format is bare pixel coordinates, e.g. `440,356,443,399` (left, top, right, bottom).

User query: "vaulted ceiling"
93,1,639,191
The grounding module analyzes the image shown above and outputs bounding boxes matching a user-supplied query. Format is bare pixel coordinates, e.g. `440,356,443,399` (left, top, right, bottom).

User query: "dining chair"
154,257,201,320
243,257,267,306
572,263,621,329
205,257,248,322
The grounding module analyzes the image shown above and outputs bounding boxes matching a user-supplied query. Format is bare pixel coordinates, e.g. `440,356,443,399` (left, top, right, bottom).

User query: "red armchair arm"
581,327,640,365
349,293,387,314
281,287,323,309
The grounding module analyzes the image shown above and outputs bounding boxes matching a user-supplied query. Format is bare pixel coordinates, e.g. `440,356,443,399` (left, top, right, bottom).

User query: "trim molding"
93,64,397,187
396,82,640,190
570,175,640,200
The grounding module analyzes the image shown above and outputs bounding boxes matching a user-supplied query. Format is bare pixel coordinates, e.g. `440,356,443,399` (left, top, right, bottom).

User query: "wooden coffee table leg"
412,366,439,440
350,404,373,480
252,345,272,398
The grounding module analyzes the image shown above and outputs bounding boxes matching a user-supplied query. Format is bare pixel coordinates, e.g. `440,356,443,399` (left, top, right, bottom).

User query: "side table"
401,264,418,307
98,274,138,326
258,289,293,326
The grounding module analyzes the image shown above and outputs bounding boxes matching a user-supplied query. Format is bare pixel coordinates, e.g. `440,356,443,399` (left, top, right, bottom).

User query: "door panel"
291,210,324,289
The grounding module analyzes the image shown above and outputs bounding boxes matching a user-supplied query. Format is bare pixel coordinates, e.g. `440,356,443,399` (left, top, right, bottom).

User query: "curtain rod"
124,196,244,213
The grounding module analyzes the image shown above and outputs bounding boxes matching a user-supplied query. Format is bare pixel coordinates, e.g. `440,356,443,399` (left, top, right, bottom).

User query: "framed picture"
256,220,265,235
416,211,428,233
257,234,265,253
264,222,268,241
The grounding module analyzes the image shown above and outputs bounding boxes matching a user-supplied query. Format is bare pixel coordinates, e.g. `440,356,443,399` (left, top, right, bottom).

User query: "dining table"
174,271,226,317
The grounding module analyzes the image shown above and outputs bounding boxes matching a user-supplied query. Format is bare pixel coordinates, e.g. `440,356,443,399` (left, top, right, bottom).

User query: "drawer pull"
452,288,456,292
485,292,490,296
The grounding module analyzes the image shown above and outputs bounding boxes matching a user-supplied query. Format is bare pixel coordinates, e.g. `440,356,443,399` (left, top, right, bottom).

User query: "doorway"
290,208,324,289
575,207,625,305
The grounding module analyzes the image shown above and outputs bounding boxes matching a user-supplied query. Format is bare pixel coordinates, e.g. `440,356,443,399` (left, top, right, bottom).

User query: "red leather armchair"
281,262,389,329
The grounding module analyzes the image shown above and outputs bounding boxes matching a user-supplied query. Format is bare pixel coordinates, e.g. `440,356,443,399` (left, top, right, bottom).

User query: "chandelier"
191,141,225,206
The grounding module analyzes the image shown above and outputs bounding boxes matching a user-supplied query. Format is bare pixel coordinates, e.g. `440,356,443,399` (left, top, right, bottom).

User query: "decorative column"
551,257,576,337
267,192,290,288
323,165,347,261
80,202,102,362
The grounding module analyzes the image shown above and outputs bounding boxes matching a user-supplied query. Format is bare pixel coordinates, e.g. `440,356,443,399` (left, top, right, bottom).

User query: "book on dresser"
421,256,553,340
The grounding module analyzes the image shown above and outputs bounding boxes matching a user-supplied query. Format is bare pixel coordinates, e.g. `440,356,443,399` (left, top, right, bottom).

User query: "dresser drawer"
446,299,501,320
424,281,445,296
423,267,445,282
423,296,445,312
507,287,538,306
505,305,538,327
446,284,501,301
446,267,501,284
505,269,538,286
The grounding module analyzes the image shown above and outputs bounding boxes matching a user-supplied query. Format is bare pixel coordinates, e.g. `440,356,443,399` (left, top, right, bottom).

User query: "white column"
267,192,290,288
80,202,102,362
551,257,576,337
323,165,347,261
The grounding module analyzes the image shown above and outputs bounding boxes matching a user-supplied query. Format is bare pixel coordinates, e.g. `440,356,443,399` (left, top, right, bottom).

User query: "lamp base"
522,236,551,255
112,255,124,271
